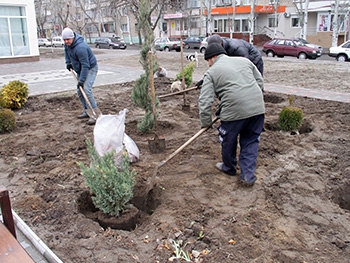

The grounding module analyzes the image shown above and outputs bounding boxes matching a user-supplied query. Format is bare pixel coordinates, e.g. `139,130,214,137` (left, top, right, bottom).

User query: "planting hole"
331,181,350,211
77,179,161,231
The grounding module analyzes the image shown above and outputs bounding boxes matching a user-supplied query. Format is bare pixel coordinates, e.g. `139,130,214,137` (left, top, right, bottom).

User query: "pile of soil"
0,49,349,262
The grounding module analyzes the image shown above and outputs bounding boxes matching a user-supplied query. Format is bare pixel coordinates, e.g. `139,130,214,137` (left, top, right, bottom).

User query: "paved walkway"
265,83,350,103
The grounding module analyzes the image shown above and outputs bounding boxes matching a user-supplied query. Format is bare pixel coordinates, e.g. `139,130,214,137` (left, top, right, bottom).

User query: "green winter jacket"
198,54,265,128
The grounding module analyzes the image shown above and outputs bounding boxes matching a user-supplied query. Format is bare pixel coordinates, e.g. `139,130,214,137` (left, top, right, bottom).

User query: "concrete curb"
12,209,63,263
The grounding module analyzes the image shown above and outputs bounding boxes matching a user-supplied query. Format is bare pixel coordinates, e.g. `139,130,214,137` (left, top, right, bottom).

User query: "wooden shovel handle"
158,86,199,99
70,70,95,112
158,116,219,168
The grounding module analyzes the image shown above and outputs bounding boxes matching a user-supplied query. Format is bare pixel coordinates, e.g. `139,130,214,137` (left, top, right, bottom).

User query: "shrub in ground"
78,139,136,217
278,96,303,132
0,80,29,109
0,108,16,133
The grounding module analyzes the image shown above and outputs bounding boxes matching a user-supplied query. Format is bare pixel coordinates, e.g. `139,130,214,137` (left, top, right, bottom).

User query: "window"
190,17,199,28
0,6,29,57
242,19,249,31
214,19,231,32
234,20,240,32
102,23,115,33
162,22,167,33
268,15,278,27
175,19,180,31
291,16,300,27
188,0,200,8
122,7,127,16
121,24,128,32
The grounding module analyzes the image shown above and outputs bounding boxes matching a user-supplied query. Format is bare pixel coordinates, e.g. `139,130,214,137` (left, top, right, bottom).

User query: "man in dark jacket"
207,34,264,76
62,27,98,125
199,43,265,186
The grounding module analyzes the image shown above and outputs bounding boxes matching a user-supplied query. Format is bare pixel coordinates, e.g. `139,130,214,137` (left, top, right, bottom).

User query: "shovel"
158,85,200,99
151,116,219,180
70,70,102,120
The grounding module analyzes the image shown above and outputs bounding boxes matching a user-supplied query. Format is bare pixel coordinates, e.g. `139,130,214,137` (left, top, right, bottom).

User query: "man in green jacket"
198,43,265,186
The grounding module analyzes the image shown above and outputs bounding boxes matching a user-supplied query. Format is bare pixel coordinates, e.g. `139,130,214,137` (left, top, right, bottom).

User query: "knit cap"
62,28,74,39
204,43,227,60
207,34,223,45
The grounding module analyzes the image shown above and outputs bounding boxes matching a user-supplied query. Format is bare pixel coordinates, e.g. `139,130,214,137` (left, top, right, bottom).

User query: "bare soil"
0,48,349,263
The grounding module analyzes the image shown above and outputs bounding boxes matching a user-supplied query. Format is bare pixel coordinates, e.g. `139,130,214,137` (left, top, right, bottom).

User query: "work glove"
195,79,203,90
66,64,73,71
77,81,84,88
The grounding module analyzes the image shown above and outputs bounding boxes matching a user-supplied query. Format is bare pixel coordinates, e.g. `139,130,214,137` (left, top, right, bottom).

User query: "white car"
328,40,350,62
52,36,64,47
38,38,52,47
199,37,208,53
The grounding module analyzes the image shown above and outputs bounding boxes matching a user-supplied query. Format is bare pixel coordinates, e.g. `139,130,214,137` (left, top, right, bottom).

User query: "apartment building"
1,0,349,63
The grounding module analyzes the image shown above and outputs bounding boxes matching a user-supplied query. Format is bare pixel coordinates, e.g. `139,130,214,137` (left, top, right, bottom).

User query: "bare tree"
34,0,49,38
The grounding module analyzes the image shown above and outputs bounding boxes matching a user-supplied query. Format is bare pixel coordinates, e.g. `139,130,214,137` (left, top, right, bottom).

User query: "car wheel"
164,46,170,52
266,50,275,57
337,54,347,62
185,44,190,49
200,47,206,53
298,52,307,59
96,44,101,49
109,45,113,49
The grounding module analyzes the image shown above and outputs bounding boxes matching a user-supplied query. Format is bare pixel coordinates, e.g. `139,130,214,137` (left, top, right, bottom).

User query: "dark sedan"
183,36,205,49
262,38,322,59
95,37,127,49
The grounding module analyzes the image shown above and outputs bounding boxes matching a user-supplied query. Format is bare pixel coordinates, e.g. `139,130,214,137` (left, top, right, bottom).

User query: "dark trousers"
218,114,264,183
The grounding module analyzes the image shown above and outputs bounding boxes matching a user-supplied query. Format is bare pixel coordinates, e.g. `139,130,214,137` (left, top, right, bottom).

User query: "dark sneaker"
238,179,255,187
87,117,96,125
215,162,236,176
77,113,89,119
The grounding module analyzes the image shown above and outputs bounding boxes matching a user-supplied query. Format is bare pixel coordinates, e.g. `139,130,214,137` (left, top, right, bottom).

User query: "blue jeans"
77,65,98,112
218,114,264,183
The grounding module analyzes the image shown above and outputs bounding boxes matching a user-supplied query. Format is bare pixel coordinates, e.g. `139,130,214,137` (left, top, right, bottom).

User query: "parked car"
154,37,181,52
183,36,205,49
95,37,127,49
262,38,322,59
38,38,52,47
52,36,64,47
293,38,323,53
199,37,208,53
328,40,350,62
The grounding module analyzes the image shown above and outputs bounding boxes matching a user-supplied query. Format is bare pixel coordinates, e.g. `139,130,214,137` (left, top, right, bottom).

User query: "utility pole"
332,0,340,47
230,0,236,38
300,0,309,39
249,0,254,43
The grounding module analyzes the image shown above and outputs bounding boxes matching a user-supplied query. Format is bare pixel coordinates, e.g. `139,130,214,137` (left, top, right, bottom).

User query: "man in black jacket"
208,34,264,76
195,34,264,89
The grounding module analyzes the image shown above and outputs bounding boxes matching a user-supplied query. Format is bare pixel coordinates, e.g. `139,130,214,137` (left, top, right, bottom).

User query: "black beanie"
204,43,227,60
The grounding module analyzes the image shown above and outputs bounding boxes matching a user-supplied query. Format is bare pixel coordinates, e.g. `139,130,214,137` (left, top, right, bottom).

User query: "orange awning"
205,5,286,15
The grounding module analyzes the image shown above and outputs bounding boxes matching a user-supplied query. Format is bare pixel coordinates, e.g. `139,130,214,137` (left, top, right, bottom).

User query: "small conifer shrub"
78,139,137,217
175,61,195,88
0,108,16,133
0,80,29,109
278,96,303,132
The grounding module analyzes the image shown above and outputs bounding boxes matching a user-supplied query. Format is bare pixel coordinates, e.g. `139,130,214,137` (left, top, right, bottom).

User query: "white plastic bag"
93,109,139,163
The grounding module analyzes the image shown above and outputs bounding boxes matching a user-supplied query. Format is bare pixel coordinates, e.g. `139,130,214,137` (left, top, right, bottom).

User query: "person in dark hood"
195,34,264,89
62,27,98,125
208,34,264,76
